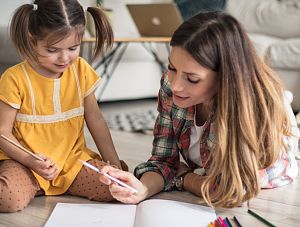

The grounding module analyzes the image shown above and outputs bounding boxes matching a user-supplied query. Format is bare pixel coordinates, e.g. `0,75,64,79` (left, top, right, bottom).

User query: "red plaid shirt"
134,73,298,190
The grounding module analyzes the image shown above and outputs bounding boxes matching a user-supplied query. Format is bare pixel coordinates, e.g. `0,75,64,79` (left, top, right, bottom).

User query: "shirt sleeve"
259,91,299,188
78,57,101,98
0,69,21,109
134,73,180,191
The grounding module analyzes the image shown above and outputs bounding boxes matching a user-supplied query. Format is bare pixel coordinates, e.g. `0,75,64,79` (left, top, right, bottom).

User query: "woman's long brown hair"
10,0,113,63
171,11,291,208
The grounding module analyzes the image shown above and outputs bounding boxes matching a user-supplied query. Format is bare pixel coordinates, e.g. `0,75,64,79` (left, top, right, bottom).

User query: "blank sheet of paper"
44,203,136,227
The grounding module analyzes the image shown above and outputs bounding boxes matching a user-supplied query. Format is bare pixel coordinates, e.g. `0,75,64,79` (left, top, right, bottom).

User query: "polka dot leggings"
0,159,116,213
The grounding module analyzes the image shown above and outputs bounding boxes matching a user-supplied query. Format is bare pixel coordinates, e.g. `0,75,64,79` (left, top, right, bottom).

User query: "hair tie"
32,4,38,11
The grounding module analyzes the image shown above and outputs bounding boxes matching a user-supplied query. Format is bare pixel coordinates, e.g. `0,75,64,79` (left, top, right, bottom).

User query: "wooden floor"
0,101,299,226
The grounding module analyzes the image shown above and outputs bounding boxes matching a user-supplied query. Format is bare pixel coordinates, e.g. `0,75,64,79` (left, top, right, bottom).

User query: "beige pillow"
267,38,300,70
225,0,300,38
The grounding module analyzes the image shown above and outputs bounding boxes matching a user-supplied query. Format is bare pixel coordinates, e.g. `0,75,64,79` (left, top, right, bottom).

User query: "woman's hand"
99,165,148,204
26,154,58,181
176,161,192,177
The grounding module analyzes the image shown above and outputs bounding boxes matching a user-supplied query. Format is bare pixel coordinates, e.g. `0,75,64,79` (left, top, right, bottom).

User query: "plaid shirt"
134,73,298,191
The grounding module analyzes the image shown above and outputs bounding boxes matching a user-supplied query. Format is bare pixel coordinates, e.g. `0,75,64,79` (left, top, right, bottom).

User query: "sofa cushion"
225,0,300,39
248,33,282,57
267,38,300,70
0,26,20,66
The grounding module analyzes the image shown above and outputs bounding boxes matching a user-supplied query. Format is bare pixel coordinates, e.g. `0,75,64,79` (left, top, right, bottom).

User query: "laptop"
126,3,183,37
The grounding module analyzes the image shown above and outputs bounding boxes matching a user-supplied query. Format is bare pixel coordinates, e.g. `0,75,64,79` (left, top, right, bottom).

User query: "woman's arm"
84,93,121,168
183,172,205,197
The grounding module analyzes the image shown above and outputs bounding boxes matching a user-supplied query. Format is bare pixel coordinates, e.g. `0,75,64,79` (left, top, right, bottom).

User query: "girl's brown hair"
171,11,291,208
10,0,113,62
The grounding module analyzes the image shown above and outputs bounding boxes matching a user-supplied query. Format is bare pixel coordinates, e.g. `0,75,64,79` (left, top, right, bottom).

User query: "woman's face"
168,46,218,108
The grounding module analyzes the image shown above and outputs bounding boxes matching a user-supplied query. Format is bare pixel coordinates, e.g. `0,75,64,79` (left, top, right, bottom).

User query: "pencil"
1,134,44,161
233,216,242,227
225,217,233,227
248,209,276,227
78,159,138,193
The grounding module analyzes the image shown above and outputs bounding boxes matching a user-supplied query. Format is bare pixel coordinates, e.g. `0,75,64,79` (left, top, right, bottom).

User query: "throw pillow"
174,0,228,21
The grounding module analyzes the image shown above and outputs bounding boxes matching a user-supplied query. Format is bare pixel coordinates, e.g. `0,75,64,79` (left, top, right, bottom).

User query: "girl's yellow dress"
0,57,101,195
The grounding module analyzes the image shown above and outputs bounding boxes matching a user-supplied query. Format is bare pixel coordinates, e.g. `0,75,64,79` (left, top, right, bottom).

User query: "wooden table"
81,37,171,100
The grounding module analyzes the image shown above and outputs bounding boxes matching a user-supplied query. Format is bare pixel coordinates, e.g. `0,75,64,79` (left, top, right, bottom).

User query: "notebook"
126,3,183,37
44,199,216,227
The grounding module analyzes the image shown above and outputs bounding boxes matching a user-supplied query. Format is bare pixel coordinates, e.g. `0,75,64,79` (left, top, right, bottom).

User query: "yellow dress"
0,57,101,195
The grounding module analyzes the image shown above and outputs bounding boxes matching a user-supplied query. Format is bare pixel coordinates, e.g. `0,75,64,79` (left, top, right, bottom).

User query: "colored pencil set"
208,216,235,227
209,209,276,227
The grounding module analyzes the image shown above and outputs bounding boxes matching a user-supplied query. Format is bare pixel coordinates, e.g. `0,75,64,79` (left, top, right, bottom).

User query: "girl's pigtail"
86,7,113,61
10,4,37,62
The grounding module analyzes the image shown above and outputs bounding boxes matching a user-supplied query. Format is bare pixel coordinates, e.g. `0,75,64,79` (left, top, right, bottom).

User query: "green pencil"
248,209,276,227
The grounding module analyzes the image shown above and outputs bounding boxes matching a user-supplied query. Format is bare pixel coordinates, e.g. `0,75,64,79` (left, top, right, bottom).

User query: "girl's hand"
27,154,58,181
99,165,148,204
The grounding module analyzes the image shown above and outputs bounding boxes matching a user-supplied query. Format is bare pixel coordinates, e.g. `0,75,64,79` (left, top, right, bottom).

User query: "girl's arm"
84,93,121,168
0,100,29,163
0,101,57,180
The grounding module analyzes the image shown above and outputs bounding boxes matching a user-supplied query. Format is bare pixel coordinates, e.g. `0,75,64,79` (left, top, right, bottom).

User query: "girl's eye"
167,65,176,71
69,47,78,51
47,49,57,53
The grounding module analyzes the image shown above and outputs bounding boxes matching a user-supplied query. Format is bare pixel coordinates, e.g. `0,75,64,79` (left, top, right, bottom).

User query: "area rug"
103,108,158,133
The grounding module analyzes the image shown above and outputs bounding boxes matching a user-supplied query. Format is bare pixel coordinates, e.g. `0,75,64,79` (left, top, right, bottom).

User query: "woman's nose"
170,74,184,92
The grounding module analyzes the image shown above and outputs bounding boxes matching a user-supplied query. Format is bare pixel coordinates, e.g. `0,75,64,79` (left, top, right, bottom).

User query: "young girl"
99,11,299,208
0,0,126,212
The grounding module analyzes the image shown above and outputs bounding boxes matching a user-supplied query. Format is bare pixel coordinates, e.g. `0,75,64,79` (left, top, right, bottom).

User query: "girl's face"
33,31,81,78
168,46,218,108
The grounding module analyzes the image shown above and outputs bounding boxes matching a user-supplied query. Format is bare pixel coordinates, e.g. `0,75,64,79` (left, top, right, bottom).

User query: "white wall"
95,0,170,101
0,0,170,101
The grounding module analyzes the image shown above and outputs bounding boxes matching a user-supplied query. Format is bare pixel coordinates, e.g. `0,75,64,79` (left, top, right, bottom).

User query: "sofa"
0,26,20,74
225,0,300,112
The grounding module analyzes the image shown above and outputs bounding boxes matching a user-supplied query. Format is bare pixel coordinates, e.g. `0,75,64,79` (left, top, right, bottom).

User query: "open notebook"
44,199,216,227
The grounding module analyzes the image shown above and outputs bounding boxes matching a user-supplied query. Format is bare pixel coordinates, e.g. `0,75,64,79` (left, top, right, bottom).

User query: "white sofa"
225,0,300,111
0,26,20,74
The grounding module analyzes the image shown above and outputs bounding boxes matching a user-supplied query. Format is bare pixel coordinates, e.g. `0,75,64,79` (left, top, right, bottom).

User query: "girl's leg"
0,160,41,212
67,159,114,202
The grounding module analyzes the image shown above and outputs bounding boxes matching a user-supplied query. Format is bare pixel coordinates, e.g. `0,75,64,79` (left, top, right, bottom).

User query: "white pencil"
78,159,138,193
1,134,45,162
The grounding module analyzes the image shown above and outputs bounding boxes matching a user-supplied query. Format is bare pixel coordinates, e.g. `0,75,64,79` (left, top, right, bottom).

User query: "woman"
99,11,299,208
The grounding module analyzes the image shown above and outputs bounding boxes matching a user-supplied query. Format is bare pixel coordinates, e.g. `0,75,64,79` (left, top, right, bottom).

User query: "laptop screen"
126,3,183,37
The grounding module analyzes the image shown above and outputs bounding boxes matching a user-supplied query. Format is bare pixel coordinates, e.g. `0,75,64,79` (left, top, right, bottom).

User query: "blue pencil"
225,217,233,227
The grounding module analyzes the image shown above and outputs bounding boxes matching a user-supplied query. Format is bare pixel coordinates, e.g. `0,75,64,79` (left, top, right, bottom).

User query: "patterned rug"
103,108,158,133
